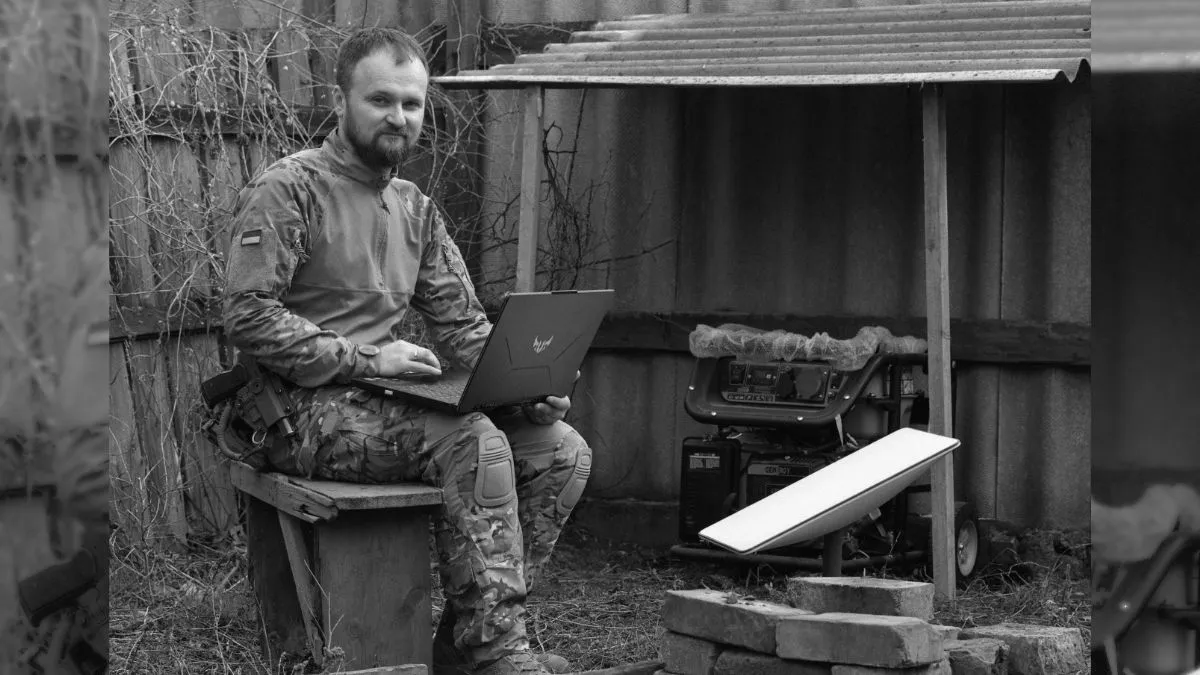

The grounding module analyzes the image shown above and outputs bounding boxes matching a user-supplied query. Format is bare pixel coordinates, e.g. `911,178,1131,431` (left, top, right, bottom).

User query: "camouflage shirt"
222,128,491,387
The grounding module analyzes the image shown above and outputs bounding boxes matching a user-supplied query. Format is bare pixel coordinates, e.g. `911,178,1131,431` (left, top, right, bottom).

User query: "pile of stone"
655,578,1087,675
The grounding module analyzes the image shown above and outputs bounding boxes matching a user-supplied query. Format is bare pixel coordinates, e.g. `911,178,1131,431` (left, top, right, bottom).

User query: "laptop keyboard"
395,377,467,404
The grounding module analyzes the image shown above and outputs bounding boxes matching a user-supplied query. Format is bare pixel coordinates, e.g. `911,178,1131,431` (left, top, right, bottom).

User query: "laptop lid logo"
533,335,554,354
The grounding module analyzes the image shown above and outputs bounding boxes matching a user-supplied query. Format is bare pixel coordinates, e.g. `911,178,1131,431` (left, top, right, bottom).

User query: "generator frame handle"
684,353,928,429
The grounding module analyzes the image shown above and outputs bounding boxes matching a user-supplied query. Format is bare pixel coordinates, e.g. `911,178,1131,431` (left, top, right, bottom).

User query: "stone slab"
663,589,812,654
788,576,934,621
958,624,1084,675
776,613,944,667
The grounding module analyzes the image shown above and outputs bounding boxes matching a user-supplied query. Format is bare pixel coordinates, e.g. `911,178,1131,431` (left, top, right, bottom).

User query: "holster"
200,354,298,470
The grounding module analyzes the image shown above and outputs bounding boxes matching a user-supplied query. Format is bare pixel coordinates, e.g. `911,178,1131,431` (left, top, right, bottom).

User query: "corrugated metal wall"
479,74,1091,527
1092,72,1200,506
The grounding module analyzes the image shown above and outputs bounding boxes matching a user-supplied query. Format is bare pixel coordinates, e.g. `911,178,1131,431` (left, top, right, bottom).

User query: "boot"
473,650,557,675
434,610,572,675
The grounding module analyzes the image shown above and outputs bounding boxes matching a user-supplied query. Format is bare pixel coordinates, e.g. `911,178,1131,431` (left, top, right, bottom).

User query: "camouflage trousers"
261,385,592,664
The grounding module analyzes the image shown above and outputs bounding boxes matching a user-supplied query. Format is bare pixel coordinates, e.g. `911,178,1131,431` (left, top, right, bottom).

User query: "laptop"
353,289,614,414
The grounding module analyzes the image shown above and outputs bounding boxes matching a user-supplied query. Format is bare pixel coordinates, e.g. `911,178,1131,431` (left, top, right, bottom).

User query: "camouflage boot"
474,650,567,675
434,610,571,675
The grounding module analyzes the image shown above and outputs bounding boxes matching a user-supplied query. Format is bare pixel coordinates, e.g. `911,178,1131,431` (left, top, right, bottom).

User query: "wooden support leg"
277,510,326,667
244,495,309,663
822,528,844,577
315,509,434,672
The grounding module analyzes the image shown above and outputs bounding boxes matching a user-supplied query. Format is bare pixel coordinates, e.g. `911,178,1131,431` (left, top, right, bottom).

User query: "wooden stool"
230,462,443,672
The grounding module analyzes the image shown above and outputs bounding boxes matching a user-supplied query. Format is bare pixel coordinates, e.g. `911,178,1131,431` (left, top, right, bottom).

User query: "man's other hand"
524,370,580,425
378,340,442,377
525,395,571,425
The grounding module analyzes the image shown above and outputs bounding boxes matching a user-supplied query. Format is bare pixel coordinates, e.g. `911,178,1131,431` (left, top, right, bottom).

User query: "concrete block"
958,624,1084,675
788,576,935,621
660,631,723,675
931,625,961,642
776,613,944,667
831,659,952,675
945,638,1008,675
713,649,832,675
662,589,812,653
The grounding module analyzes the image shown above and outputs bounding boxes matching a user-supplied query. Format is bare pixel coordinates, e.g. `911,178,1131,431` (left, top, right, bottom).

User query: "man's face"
335,49,428,170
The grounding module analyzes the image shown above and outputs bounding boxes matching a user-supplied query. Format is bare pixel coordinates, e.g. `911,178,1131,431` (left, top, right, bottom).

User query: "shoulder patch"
240,229,263,246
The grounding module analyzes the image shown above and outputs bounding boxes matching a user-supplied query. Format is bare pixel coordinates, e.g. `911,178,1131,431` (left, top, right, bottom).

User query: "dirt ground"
109,521,1089,674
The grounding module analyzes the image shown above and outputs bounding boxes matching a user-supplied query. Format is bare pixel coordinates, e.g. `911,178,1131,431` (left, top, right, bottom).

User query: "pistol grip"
18,549,98,625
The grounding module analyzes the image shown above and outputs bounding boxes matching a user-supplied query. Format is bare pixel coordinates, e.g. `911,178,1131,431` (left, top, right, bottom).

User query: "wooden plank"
515,86,544,293
24,169,104,365
230,462,338,523
131,25,192,106
277,511,326,667
109,342,148,546
304,0,339,107
0,180,22,413
110,31,136,107
275,29,315,107
921,82,955,602
578,661,664,675
148,139,211,305
448,0,483,73
245,494,311,662
336,0,402,28
107,305,1091,366
316,509,434,672
109,140,154,313
125,340,190,544
339,667,428,675
172,333,238,534
287,477,443,510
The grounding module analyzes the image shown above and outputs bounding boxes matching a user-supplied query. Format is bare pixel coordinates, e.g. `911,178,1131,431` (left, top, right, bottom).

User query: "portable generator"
673,351,960,573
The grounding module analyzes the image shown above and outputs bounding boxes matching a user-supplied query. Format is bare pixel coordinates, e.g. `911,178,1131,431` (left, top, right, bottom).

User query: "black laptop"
353,289,614,414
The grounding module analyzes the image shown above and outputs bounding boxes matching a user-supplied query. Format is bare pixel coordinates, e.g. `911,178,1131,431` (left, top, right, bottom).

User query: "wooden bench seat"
230,462,443,673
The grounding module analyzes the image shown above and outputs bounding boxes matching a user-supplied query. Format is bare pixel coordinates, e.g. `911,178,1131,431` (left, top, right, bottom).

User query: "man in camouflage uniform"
221,27,591,675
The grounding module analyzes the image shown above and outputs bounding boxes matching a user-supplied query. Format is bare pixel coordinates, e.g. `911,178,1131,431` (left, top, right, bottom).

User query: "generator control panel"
720,360,845,407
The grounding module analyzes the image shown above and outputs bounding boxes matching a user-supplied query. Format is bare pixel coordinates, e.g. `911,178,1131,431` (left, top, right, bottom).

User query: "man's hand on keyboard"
378,340,442,377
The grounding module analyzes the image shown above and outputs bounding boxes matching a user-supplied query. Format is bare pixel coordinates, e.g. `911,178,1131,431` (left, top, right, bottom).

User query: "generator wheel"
953,504,980,581
917,503,982,585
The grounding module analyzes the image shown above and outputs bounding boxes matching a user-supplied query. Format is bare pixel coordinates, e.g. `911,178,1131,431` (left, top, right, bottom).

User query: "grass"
109,521,1090,674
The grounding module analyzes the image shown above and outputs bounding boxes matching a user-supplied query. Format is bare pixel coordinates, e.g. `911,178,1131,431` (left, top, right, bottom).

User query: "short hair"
335,28,429,94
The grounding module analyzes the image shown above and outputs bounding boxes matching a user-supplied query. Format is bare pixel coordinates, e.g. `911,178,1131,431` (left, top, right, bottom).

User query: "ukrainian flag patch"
240,229,263,246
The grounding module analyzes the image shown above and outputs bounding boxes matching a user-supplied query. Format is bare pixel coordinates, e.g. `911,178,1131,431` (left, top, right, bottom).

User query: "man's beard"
345,114,410,170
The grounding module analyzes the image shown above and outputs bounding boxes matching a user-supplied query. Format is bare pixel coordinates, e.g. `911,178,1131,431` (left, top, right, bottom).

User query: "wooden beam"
109,306,1091,367
587,312,1090,367
108,104,339,140
922,82,956,602
276,511,326,667
515,86,543,293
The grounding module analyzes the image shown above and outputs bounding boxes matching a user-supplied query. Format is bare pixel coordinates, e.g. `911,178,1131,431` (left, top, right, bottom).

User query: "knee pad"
474,428,517,509
555,435,592,516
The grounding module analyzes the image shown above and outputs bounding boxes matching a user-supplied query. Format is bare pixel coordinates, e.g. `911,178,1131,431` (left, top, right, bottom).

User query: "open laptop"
353,289,614,414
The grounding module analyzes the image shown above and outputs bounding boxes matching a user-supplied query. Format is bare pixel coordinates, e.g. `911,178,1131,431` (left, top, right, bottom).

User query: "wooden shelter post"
921,82,957,602
516,85,544,293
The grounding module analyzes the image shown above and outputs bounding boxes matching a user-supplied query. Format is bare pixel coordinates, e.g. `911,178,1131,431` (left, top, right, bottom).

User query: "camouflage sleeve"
222,170,376,387
410,203,492,370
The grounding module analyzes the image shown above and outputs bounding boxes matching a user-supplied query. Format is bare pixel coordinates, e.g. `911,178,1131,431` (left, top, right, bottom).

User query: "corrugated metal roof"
434,0,1090,89
1092,0,1200,72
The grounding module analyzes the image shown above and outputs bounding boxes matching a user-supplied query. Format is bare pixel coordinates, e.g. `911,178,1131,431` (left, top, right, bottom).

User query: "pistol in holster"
18,549,108,674
200,354,297,465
